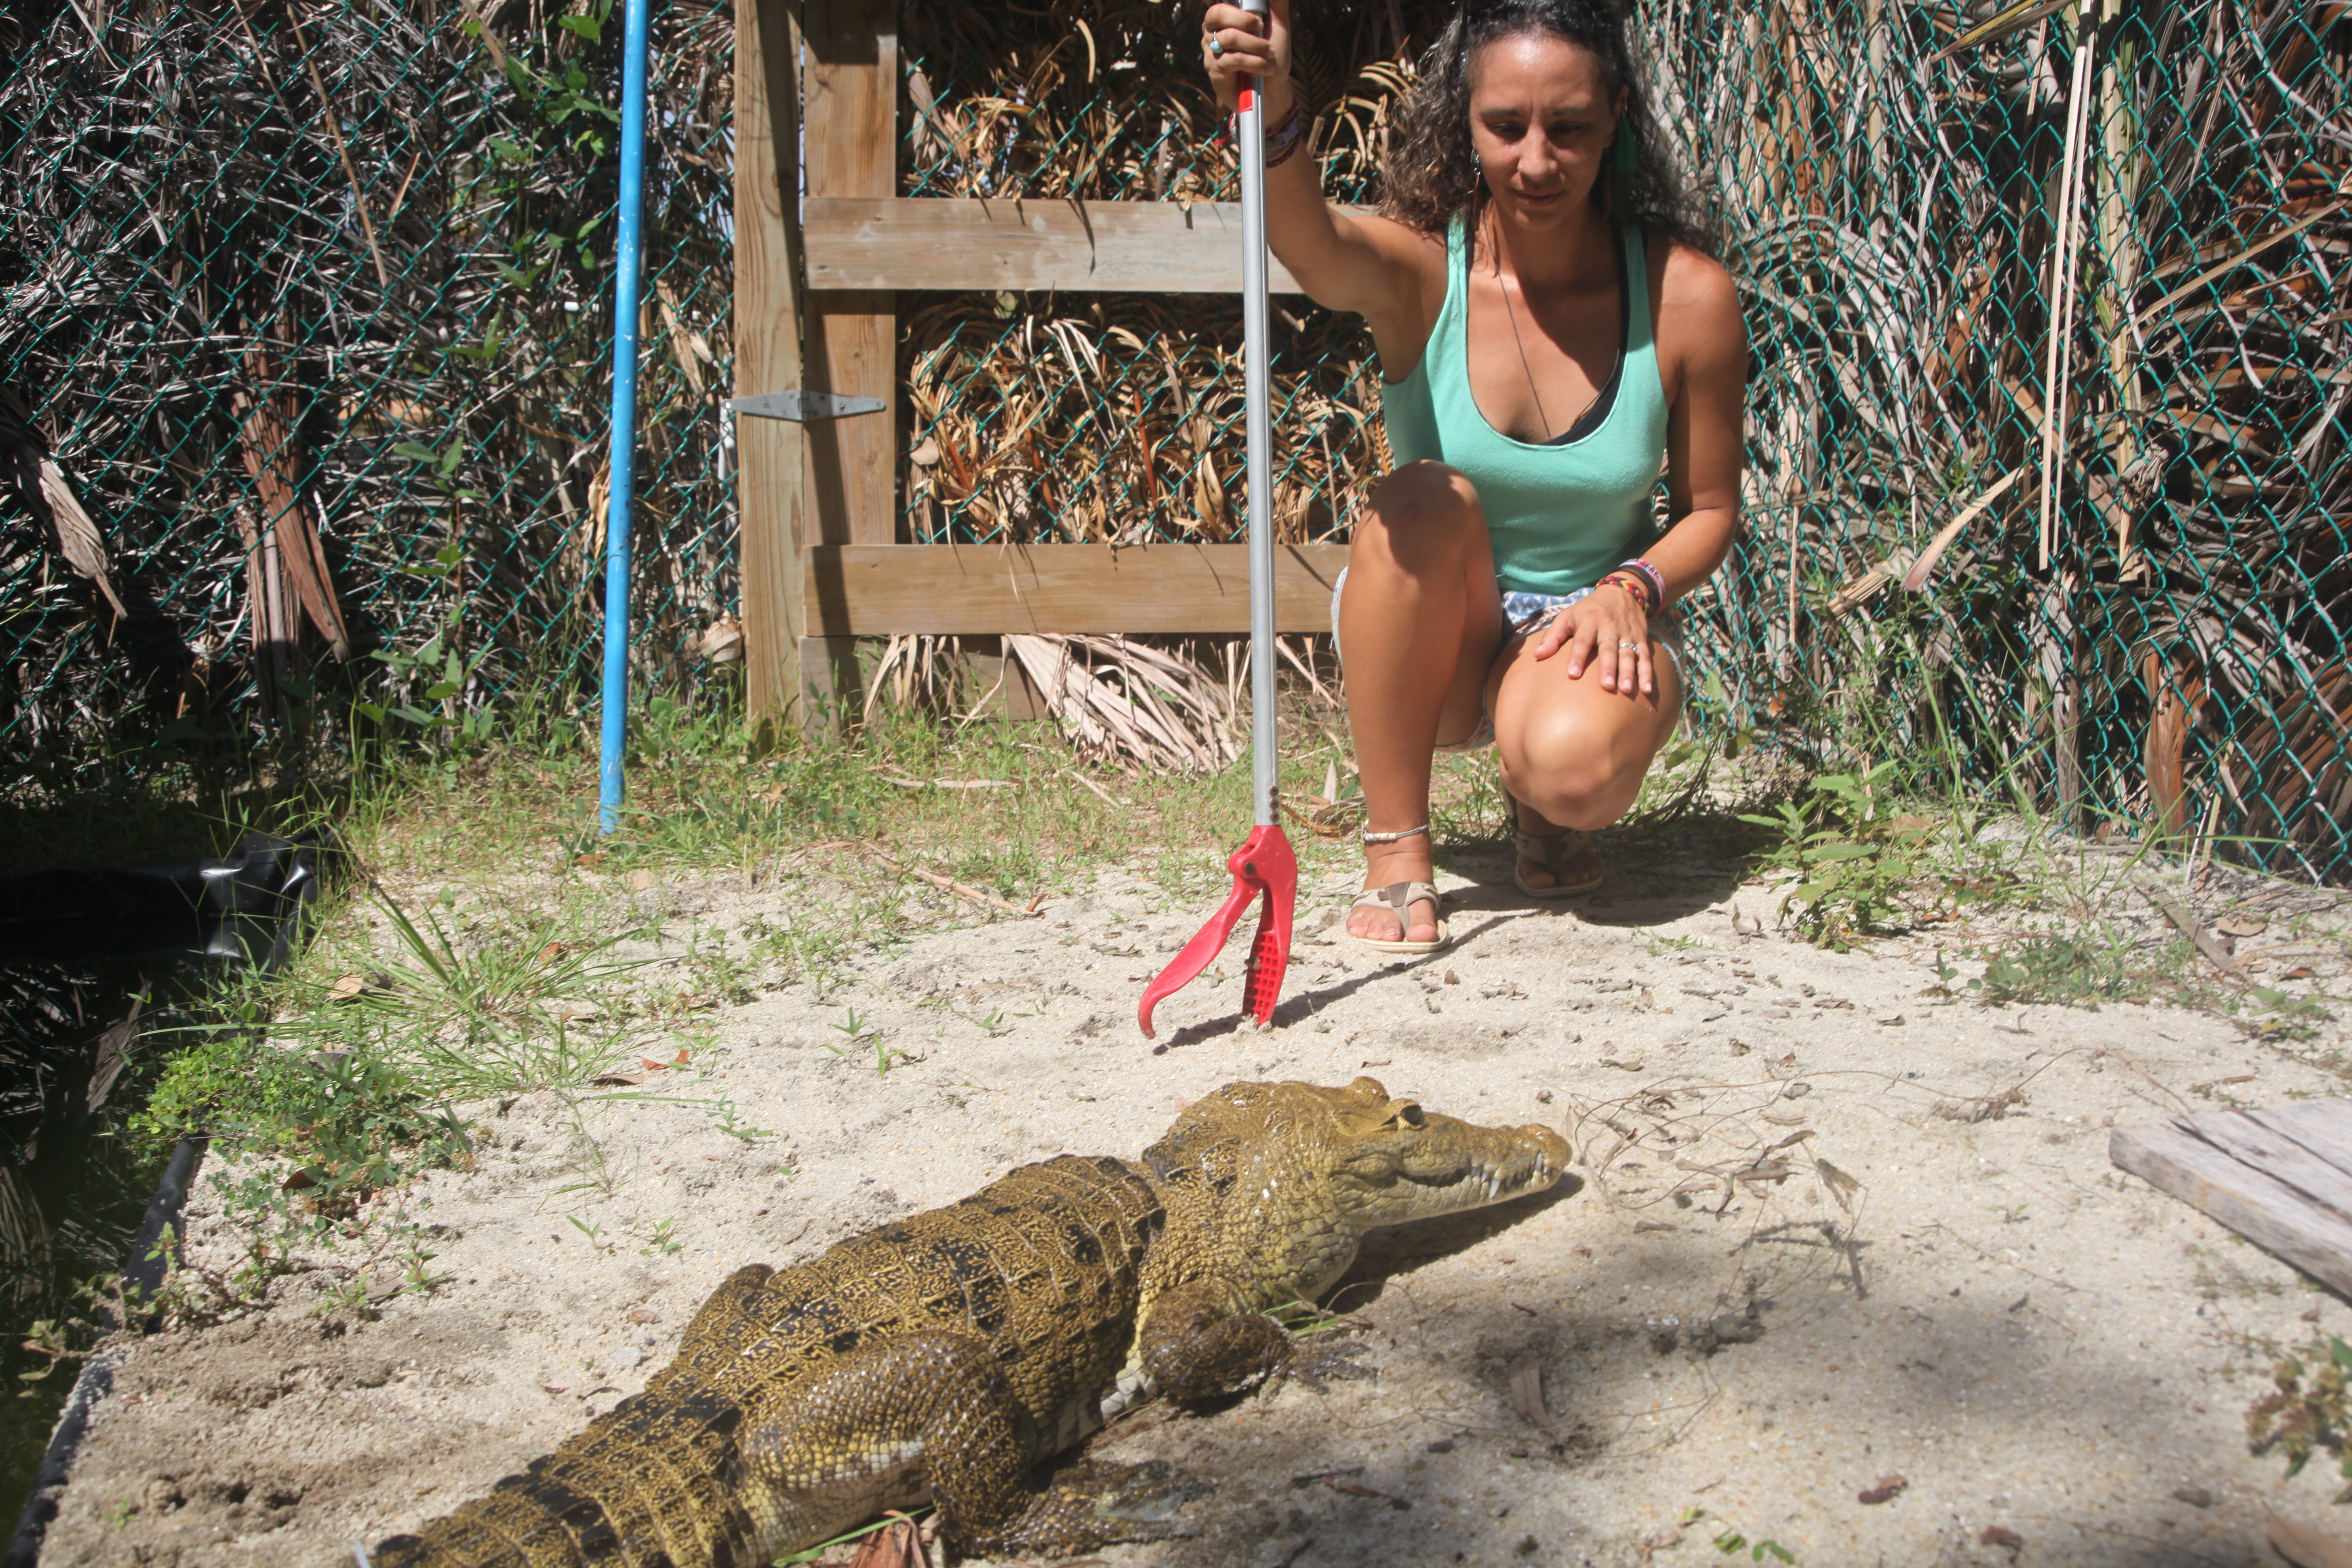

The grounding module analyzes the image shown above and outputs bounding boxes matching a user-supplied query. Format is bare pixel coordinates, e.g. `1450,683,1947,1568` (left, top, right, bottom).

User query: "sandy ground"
38,830,2352,1568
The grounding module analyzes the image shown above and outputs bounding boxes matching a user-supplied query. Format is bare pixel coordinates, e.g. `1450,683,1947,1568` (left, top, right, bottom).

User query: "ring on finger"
1617,640,1640,648
1208,32,1223,55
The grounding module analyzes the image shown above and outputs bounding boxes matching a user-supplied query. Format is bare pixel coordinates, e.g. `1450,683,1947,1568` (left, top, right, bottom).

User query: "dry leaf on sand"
1506,1351,1552,1432
2271,1514,2352,1568
846,1515,930,1568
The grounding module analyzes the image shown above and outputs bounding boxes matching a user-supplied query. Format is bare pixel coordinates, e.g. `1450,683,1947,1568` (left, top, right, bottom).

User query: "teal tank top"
1378,217,1669,598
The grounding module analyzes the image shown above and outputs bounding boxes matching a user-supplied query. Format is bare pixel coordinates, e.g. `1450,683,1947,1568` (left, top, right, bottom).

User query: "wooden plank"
802,198,1371,294
798,634,862,717
2252,1101,2352,1177
730,0,806,720
802,3,897,551
2187,1110,2352,1225
803,543,1351,635
2268,1514,2352,1568
2111,1117,2352,1297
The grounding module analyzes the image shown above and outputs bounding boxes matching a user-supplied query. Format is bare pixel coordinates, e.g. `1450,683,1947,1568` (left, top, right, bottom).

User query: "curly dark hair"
1382,0,1717,256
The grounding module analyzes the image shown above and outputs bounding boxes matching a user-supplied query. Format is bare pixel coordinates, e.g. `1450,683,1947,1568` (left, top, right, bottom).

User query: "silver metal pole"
1239,0,1277,828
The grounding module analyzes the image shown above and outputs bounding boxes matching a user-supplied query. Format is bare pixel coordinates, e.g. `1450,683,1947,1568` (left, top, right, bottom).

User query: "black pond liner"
0,831,334,1568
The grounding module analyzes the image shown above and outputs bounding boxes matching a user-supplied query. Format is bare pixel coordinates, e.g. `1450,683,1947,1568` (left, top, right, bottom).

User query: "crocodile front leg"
645,1263,775,1398
739,1331,1185,1559
1136,1282,1295,1404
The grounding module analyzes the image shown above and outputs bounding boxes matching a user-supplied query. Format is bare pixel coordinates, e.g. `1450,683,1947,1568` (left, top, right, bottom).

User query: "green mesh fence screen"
5,0,2349,879
0,0,735,777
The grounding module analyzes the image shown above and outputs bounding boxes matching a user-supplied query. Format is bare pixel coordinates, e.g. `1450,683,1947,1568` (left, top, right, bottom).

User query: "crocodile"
369,1077,1572,1565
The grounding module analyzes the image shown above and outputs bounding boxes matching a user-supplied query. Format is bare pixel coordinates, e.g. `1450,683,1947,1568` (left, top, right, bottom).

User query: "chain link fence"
902,0,2352,879
0,0,735,781
5,0,2349,878
1640,0,2351,880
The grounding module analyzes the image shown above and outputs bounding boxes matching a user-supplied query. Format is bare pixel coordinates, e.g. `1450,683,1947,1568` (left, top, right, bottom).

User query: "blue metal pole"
598,0,652,834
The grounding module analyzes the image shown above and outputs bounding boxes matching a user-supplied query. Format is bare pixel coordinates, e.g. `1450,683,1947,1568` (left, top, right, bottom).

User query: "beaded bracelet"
1230,102,1309,170
1621,556,1668,608
1595,569,1658,616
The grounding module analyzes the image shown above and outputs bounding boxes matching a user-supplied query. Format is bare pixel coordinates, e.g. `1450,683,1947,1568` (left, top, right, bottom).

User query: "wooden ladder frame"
731,0,1350,717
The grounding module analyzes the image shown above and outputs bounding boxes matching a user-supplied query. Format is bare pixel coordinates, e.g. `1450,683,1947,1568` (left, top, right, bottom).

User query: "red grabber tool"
1140,0,1295,1039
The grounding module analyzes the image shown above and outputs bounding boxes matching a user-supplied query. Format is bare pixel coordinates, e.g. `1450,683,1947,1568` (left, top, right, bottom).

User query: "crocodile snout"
1359,1110,1575,1225
1470,1122,1574,1201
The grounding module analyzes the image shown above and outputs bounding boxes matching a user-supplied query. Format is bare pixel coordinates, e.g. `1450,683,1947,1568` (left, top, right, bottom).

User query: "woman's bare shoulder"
1346,209,1447,276
1651,232,1739,320
1646,230,1746,392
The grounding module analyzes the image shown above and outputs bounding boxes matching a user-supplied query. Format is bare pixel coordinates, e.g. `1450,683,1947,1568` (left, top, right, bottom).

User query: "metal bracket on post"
728,391,885,422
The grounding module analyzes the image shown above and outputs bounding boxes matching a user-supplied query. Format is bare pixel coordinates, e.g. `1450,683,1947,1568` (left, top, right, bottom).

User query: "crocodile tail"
369,1382,757,1568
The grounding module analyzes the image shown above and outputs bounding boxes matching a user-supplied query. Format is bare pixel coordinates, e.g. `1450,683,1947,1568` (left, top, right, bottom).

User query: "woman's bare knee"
1350,462,1482,577
1506,720,1646,830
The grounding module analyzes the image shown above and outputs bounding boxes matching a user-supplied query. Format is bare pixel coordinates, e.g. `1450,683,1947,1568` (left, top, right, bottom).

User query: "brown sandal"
1502,780,1604,898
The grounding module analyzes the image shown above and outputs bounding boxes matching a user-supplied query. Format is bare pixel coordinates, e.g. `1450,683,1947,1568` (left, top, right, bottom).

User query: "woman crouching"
1204,0,1748,951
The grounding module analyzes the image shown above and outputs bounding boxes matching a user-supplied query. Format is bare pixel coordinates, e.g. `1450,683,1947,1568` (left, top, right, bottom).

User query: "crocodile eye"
1385,1101,1426,1130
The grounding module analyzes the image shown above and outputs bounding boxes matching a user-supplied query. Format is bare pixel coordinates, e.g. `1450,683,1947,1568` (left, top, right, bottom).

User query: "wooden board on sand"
2111,1099,2352,1297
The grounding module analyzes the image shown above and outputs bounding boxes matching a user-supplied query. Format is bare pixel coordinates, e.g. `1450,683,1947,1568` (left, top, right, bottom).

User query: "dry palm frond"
0,1166,52,1306
0,387,126,620
894,2,1432,557
863,633,967,727
845,1514,930,1568
1005,634,1239,775
901,292,1383,551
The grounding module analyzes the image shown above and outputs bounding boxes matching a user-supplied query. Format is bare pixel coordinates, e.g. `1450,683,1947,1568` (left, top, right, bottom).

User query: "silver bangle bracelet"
1361,823,1430,845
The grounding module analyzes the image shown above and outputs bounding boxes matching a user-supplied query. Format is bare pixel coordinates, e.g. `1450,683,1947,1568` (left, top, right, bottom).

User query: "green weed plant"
1945,927,2149,1008
271,889,653,1099
1740,763,1931,947
139,999,469,1198
2249,1336,2352,1497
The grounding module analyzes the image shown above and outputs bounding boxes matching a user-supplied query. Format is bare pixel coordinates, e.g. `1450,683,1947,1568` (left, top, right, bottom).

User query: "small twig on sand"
867,848,1041,918
2095,1048,2195,1118
2147,889,2237,975
1060,768,1122,808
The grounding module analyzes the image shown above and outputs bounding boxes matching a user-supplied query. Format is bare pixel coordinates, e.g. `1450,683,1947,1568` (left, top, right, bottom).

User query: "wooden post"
800,0,898,713
2042,575,2083,832
732,0,807,722
2144,650,2202,843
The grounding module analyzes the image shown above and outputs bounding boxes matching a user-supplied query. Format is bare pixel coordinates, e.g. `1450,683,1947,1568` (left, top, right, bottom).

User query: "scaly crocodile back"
371,1154,1163,1568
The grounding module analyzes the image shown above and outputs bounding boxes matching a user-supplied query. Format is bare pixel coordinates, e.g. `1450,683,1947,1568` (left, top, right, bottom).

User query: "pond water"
0,833,329,1542
0,957,178,1527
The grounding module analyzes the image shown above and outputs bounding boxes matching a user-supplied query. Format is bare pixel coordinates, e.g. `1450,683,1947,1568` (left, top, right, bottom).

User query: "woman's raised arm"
1201,0,1439,363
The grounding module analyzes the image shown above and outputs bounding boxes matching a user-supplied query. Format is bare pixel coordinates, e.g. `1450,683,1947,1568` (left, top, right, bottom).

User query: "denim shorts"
1329,568,1685,753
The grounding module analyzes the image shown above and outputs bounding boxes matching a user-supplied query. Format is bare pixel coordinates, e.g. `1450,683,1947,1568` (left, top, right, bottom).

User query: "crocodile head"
1143,1077,1574,1307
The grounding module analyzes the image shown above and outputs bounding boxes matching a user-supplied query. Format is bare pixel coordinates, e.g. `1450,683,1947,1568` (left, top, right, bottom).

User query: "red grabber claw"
1138,825,1296,1039
1238,825,1296,1026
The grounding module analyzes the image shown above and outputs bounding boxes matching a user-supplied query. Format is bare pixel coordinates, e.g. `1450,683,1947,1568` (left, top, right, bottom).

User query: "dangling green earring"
1608,117,1636,224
